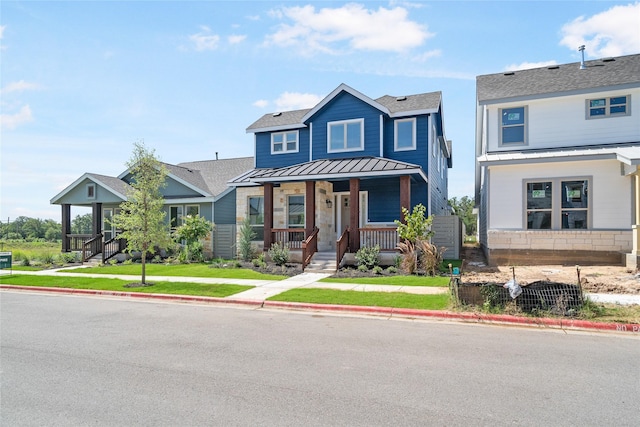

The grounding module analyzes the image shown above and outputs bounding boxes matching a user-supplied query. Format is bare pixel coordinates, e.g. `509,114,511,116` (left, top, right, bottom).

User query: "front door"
335,192,367,240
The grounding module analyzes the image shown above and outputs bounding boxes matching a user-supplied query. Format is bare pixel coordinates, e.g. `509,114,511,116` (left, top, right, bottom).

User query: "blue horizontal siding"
310,92,381,160
382,115,429,170
256,128,310,168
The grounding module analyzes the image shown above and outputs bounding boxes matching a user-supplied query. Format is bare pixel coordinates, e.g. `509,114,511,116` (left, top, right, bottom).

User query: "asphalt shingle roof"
477,53,640,103
177,157,254,197
87,173,132,198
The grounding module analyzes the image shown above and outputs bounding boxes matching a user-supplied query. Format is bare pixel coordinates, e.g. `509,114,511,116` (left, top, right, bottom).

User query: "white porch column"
627,169,640,269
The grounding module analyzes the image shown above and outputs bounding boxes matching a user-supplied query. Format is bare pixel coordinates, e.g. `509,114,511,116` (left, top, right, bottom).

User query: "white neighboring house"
475,53,640,268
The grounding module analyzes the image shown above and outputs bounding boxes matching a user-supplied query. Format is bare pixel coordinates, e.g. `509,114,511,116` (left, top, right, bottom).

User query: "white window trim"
523,177,591,230
394,118,416,151
586,95,631,119
271,130,299,155
247,196,264,242
499,106,528,146
185,204,200,217
86,183,96,200
169,205,184,229
327,118,364,153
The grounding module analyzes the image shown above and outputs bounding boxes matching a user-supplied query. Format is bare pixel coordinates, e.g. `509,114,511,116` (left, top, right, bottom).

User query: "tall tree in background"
71,213,93,234
449,196,477,236
113,142,171,285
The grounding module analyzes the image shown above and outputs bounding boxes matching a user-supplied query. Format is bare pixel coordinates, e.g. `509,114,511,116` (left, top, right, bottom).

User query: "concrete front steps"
305,251,337,273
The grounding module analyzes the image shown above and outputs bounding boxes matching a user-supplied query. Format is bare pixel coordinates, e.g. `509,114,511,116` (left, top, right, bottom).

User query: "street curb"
0,285,263,308
2,285,638,334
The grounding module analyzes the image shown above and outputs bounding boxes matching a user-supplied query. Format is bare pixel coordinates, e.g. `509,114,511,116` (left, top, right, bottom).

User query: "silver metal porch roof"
228,157,427,185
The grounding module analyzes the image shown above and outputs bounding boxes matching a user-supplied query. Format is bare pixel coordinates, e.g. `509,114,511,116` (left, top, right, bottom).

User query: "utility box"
0,251,12,270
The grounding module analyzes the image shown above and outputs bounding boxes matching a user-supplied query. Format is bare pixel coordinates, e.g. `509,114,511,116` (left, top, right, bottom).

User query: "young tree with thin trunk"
113,142,171,285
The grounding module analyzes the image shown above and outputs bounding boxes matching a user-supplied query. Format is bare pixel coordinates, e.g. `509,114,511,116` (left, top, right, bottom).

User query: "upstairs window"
394,118,416,151
587,95,630,119
500,106,527,145
328,119,364,153
271,131,298,154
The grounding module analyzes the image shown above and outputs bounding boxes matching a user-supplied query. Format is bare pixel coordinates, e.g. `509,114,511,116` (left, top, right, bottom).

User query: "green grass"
0,274,253,298
64,263,286,280
268,288,450,310
320,275,449,287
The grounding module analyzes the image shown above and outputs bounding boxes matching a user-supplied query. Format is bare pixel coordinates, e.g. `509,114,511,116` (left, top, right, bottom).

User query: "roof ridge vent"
272,112,282,117
547,65,560,70
503,72,515,76
602,57,615,62
396,96,407,101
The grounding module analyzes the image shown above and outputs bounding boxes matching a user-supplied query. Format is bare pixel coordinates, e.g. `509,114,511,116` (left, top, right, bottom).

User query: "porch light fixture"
326,199,332,208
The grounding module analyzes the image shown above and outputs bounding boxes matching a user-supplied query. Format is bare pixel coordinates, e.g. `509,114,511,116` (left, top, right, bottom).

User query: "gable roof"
178,157,254,196
246,83,443,133
477,53,640,104
50,172,131,204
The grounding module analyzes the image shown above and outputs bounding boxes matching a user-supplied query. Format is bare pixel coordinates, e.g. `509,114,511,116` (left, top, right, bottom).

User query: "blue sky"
2,0,639,222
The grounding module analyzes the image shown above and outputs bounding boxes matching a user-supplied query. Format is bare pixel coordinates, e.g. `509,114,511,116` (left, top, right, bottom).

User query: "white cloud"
275,92,323,111
0,105,34,130
2,80,39,94
189,26,221,51
228,34,247,44
253,99,269,108
560,2,640,57
265,3,432,55
411,49,441,63
504,60,558,71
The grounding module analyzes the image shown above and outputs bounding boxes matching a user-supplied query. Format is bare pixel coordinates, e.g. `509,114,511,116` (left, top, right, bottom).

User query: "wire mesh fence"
451,277,584,316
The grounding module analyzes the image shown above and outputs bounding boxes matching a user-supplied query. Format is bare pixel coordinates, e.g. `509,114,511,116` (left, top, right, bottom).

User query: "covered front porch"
233,157,427,270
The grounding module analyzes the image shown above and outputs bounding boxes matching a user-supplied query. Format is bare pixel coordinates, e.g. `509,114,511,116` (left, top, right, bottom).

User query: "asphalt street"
1,291,639,426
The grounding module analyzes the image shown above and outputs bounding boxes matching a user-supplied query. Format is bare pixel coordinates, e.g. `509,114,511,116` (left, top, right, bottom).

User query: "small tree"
238,217,256,261
113,142,171,285
394,204,434,243
174,215,214,262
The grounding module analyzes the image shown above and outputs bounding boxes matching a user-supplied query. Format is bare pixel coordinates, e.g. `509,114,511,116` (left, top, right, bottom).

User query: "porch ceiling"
239,157,427,184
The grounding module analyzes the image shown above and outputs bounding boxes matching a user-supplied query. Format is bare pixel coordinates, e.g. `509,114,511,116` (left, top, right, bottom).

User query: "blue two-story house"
230,84,452,269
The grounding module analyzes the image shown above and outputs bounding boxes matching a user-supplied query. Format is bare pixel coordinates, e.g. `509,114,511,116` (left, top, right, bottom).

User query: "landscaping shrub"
355,245,380,269
238,217,256,261
268,242,290,266
372,266,383,275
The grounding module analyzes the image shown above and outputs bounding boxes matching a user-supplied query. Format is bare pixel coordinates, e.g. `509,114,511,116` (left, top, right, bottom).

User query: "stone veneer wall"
235,181,336,257
486,230,631,266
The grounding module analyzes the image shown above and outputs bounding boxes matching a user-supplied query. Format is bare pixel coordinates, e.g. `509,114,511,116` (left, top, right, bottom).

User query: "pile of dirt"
460,244,640,295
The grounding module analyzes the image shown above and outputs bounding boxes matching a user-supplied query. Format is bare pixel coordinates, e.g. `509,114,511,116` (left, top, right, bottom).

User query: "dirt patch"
460,244,640,295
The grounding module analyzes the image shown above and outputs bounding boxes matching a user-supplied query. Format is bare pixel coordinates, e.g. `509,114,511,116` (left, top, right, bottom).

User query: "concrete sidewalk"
1,268,639,305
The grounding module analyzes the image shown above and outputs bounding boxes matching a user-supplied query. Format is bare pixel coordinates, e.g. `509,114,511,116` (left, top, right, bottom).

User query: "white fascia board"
252,168,428,184
163,197,216,205
246,123,307,134
389,108,438,118
119,166,212,198
301,83,390,122
477,152,619,166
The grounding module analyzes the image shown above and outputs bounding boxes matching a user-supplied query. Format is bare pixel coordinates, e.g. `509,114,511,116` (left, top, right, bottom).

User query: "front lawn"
268,288,450,310
64,263,287,280
0,274,253,298
320,275,449,287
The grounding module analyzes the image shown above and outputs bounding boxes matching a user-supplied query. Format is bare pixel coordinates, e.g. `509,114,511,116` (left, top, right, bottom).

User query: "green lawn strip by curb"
0,274,253,298
268,288,450,310
63,263,286,280
319,275,450,287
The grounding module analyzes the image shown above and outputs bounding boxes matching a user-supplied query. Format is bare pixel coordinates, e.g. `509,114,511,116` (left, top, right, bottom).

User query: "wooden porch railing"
301,227,319,270
67,234,93,251
336,227,350,268
102,236,126,263
82,234,103,262
271,228,306,250
358,227,399,251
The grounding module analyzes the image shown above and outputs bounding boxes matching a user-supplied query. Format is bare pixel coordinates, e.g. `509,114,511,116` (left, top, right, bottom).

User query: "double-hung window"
170,206,184,230
248,196,264,240
394,118,416,151
271,131,298,154
500,106,527,145
327,119,364,152
587,95,630,118
526,179,589,230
